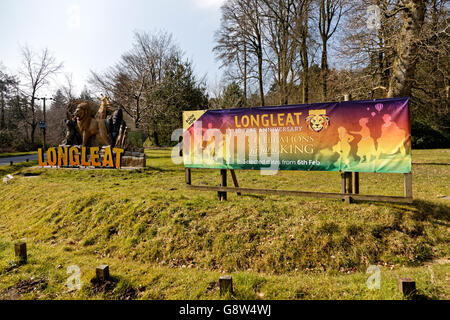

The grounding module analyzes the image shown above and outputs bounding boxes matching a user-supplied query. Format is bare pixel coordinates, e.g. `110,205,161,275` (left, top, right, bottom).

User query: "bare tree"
410,0,449,130
264,0,313,104
342,0,429,99
318,0,344,101
339,0,400,98
90,30,208,146
215,0,267,106
263,0,301,105
214,20,254,105
19,46,63,143
61,73,76,102
387,0,428,98
91,30,180,128
0,70,17,130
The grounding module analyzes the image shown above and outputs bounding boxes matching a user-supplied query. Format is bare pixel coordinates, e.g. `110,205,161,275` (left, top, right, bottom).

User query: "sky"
0,0,226,96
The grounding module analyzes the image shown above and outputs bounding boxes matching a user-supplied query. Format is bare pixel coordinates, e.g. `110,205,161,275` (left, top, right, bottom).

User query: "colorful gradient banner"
182,98,411,173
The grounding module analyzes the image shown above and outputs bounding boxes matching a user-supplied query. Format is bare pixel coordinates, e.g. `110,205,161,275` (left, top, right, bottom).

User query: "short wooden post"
185,168,191,185
353,172,360,194
219,275,233,295
404,172,412,199
218,169,227,201
230,169,241,196
14,242,27,264
96,265,110,282
398,278,416,298
10,161,13,166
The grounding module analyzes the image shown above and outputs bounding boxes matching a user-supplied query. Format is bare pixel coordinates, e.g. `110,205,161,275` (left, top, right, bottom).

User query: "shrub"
411,119,450,149
0,130,14,152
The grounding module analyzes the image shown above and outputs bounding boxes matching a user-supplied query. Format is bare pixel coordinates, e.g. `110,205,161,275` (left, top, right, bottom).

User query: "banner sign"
182,98,411,173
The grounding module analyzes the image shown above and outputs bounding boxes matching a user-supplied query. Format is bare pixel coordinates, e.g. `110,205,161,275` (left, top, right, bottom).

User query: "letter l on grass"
38,148,47,166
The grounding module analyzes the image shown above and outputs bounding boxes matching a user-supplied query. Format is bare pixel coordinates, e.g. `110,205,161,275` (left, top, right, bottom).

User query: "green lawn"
0,149,448,300
0,161,38,176
411,149,450,165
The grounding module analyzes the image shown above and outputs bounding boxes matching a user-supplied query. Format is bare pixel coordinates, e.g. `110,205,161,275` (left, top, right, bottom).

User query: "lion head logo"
306,109,330,132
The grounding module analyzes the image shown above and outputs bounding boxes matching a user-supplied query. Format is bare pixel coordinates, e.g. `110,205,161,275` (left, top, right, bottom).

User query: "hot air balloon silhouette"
375,103,384,113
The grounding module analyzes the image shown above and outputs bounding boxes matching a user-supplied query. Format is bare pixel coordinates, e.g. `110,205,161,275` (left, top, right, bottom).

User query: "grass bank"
0,161,38,176
0,149,448,299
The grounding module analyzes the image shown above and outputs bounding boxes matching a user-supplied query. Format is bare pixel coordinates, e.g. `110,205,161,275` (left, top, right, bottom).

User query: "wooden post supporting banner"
218,169,227,201
345,172,353,194
229,170,241,196
185,168,191,185
404,172,413,199
341,173,347,194
219,275,233,295
341,172,353,204
342,94,353,204
353,172,360,194
15,242,27,264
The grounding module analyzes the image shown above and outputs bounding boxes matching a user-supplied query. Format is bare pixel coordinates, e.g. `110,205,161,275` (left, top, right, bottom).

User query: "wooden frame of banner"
185,168,413,204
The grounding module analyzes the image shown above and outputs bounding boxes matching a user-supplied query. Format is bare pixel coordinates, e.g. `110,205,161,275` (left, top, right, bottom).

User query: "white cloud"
193,0,225,9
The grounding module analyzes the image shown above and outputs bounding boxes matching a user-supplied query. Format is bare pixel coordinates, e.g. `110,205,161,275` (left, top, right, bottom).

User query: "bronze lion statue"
74,102,110,146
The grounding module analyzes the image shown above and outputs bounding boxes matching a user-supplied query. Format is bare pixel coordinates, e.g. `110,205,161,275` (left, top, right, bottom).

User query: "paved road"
0,154,41,166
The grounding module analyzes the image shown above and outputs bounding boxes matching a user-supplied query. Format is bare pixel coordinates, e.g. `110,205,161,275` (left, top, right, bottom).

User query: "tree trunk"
30,96,36,144
387,0,427,98
300,23,309,104
257,46,265,106
378,23,390,89
0,90,5,129
134,110,140,129
321,38,328,102
31,123,37,144
153,129,159,147
134,95,141,129
243,43,247,105
280,56,289,105
301,68,308,104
